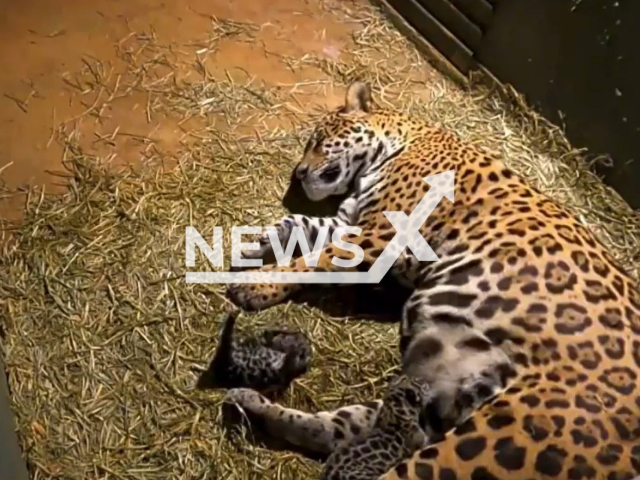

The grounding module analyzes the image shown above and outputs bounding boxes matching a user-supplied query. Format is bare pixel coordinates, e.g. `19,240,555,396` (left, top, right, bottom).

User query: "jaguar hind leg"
223,388,382,458
380,374,640,480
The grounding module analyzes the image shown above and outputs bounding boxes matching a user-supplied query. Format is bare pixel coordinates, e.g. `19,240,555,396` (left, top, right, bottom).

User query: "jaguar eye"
320,166,341,183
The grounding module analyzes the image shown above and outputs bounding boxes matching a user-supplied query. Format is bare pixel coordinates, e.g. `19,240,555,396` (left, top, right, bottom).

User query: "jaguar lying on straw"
224,80,640,480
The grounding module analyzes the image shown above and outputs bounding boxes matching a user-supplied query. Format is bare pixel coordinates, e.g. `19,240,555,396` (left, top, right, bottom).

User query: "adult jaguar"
225,81,640,479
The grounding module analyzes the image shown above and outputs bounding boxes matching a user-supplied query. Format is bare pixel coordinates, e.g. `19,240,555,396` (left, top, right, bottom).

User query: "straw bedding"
1,1,639,479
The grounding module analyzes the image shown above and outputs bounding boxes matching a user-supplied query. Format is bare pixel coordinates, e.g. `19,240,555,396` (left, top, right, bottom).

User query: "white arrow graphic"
186,169,455,284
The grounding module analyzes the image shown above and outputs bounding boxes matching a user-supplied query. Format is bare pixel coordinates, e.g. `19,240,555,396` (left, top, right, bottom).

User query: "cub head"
377,374,432,429
296,80,378,201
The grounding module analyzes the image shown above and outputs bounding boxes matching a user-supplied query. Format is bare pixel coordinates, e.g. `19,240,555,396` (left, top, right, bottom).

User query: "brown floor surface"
0,0,378,221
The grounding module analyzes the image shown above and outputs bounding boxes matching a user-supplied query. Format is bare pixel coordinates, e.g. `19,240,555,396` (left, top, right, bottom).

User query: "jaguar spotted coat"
226,81,640,480
196,310,311,394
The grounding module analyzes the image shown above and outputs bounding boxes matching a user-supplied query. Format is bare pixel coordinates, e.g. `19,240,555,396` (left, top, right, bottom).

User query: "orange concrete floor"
0,0,363,221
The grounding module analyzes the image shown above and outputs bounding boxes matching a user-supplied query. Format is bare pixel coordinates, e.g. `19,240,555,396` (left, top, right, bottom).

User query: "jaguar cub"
319,374,431,480
197,311,311,395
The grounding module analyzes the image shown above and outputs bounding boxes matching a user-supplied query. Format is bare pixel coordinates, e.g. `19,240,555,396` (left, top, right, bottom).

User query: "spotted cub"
197,311,311,395
319,374,430,480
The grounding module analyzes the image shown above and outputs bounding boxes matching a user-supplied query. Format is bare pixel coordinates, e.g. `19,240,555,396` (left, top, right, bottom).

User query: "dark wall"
0,357,29,480
383,0,640,209
477,0,639,208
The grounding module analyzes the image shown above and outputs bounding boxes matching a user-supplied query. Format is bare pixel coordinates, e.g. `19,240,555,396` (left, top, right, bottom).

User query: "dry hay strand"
1,1,640,479
2,122,400,480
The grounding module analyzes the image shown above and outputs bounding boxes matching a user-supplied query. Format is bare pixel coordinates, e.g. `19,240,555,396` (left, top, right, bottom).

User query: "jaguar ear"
344,81,372,113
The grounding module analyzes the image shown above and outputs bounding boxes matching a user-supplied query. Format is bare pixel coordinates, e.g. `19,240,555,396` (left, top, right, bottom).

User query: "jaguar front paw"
227,282,294,311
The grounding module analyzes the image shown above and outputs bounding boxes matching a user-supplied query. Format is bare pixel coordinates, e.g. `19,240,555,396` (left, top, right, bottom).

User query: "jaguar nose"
296,165,309,180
